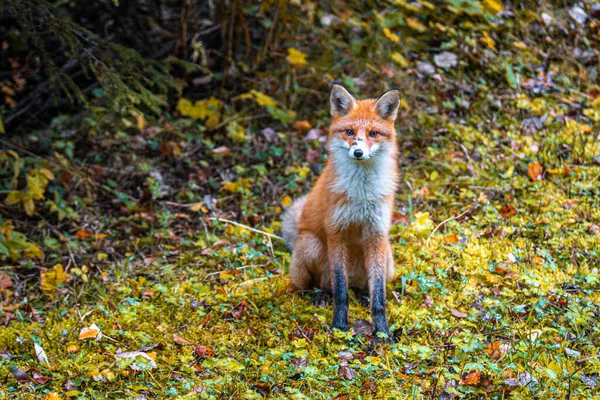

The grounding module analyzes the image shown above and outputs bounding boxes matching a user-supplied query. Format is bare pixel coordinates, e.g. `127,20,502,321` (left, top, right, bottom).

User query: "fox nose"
353,149,364,158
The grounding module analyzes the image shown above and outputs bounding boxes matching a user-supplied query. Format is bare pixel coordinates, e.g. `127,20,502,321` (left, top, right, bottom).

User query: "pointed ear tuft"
373,90,400,120
330,84,356,117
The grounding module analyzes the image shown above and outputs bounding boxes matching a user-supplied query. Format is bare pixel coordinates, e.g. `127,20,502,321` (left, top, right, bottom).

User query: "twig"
459,143,477,177
577,354,600,363
208,217,284,241
426,207,472,247
163,201,201,208
586,171,600,188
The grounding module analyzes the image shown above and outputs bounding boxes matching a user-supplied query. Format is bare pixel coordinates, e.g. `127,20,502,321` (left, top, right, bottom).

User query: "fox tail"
280,195,307,252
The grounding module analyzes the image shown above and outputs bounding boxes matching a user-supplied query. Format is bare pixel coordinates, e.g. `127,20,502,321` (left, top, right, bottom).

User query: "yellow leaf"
286,48,307,66
5,191,22,205
0,115,4,134
79,323,101,340
513,41,527,49
190,203,204,212
23,197,35,216
481,31,496,50
383,27,400,43
44,393,61,400
412,212,434,232
281,196,292,207
41,264,70,296
251,90,278,108
39,168,55,181
131,110,145,131
221,181,239,193
391,52,409,67
227,121,245,143
25,243,43,259
66,344,78,353
406,17,427,32
483,0,503,13
176,98,193,116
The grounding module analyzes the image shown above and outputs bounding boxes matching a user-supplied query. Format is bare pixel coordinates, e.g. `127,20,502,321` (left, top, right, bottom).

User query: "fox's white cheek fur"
328,139,397,234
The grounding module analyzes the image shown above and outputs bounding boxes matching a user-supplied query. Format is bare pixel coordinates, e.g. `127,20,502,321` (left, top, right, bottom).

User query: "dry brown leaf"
194,344,215,358
500,205,517,218
0,275,13,291
79,323,101,340
528,161,543,181
231,299,248,319
173,334,193,346
338,365,357,380
450,308,468,318
360,379,378,395
459,370,482,385
75,229,92,240
292,120,311,131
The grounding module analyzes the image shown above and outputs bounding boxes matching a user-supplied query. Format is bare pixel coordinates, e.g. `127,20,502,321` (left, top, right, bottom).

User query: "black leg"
331,265,349,331
371,275,392,342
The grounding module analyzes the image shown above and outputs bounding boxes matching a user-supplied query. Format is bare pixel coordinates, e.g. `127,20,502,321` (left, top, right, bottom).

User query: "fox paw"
311,291,331,308
373,329,395,344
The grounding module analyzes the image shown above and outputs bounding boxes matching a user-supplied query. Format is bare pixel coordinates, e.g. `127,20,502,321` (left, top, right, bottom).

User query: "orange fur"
284,85,400,336
289,93,398,287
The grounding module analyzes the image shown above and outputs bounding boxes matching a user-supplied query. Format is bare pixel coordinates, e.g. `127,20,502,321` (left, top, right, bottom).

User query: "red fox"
282,84,400,340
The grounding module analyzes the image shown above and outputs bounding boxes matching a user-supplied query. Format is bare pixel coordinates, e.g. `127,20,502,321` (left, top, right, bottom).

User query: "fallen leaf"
505,372,538,387
11,368,31,383
211,146,231,156
66,345,78,353
75,229,92,240
34,343,49,366
44,393,61,400
141,289,156,299
0,275,13,290
194,345,215,358
289,327,317,342
114,350,157,370
459,370,482,385
450,308,468,318
79,323,101,341
32,371,54,385
528,162,544,181
500,205,517,218
293,120,311,131
360,379,378,395
444,234,459,244
286,48,307,66
485,341,511,359
173,334,193,346
291,357,309,369
231,299,248,319
338,365,357,380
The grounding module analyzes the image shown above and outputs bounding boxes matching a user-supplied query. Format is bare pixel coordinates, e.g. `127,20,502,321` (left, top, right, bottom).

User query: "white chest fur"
328,138,396,234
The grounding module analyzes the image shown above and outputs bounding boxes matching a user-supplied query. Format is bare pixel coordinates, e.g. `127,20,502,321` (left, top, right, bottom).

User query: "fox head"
328,84,400,162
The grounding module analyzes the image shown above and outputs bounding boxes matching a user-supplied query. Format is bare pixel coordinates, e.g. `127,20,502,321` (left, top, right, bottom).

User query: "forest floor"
2,2,600,399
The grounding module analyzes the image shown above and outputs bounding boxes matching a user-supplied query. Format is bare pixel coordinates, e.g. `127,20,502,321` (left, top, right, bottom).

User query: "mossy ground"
2,1,600,399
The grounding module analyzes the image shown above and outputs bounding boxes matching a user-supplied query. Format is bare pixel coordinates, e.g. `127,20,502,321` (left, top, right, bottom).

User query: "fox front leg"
365,236,393,342
328,238,349,331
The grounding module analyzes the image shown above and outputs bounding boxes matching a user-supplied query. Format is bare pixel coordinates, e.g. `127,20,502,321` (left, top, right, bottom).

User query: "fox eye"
369,131,379,138
346,129,354,136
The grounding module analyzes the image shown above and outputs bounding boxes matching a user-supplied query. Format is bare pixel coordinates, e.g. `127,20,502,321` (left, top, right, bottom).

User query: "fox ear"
330,84,356,117
373,90,400,121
